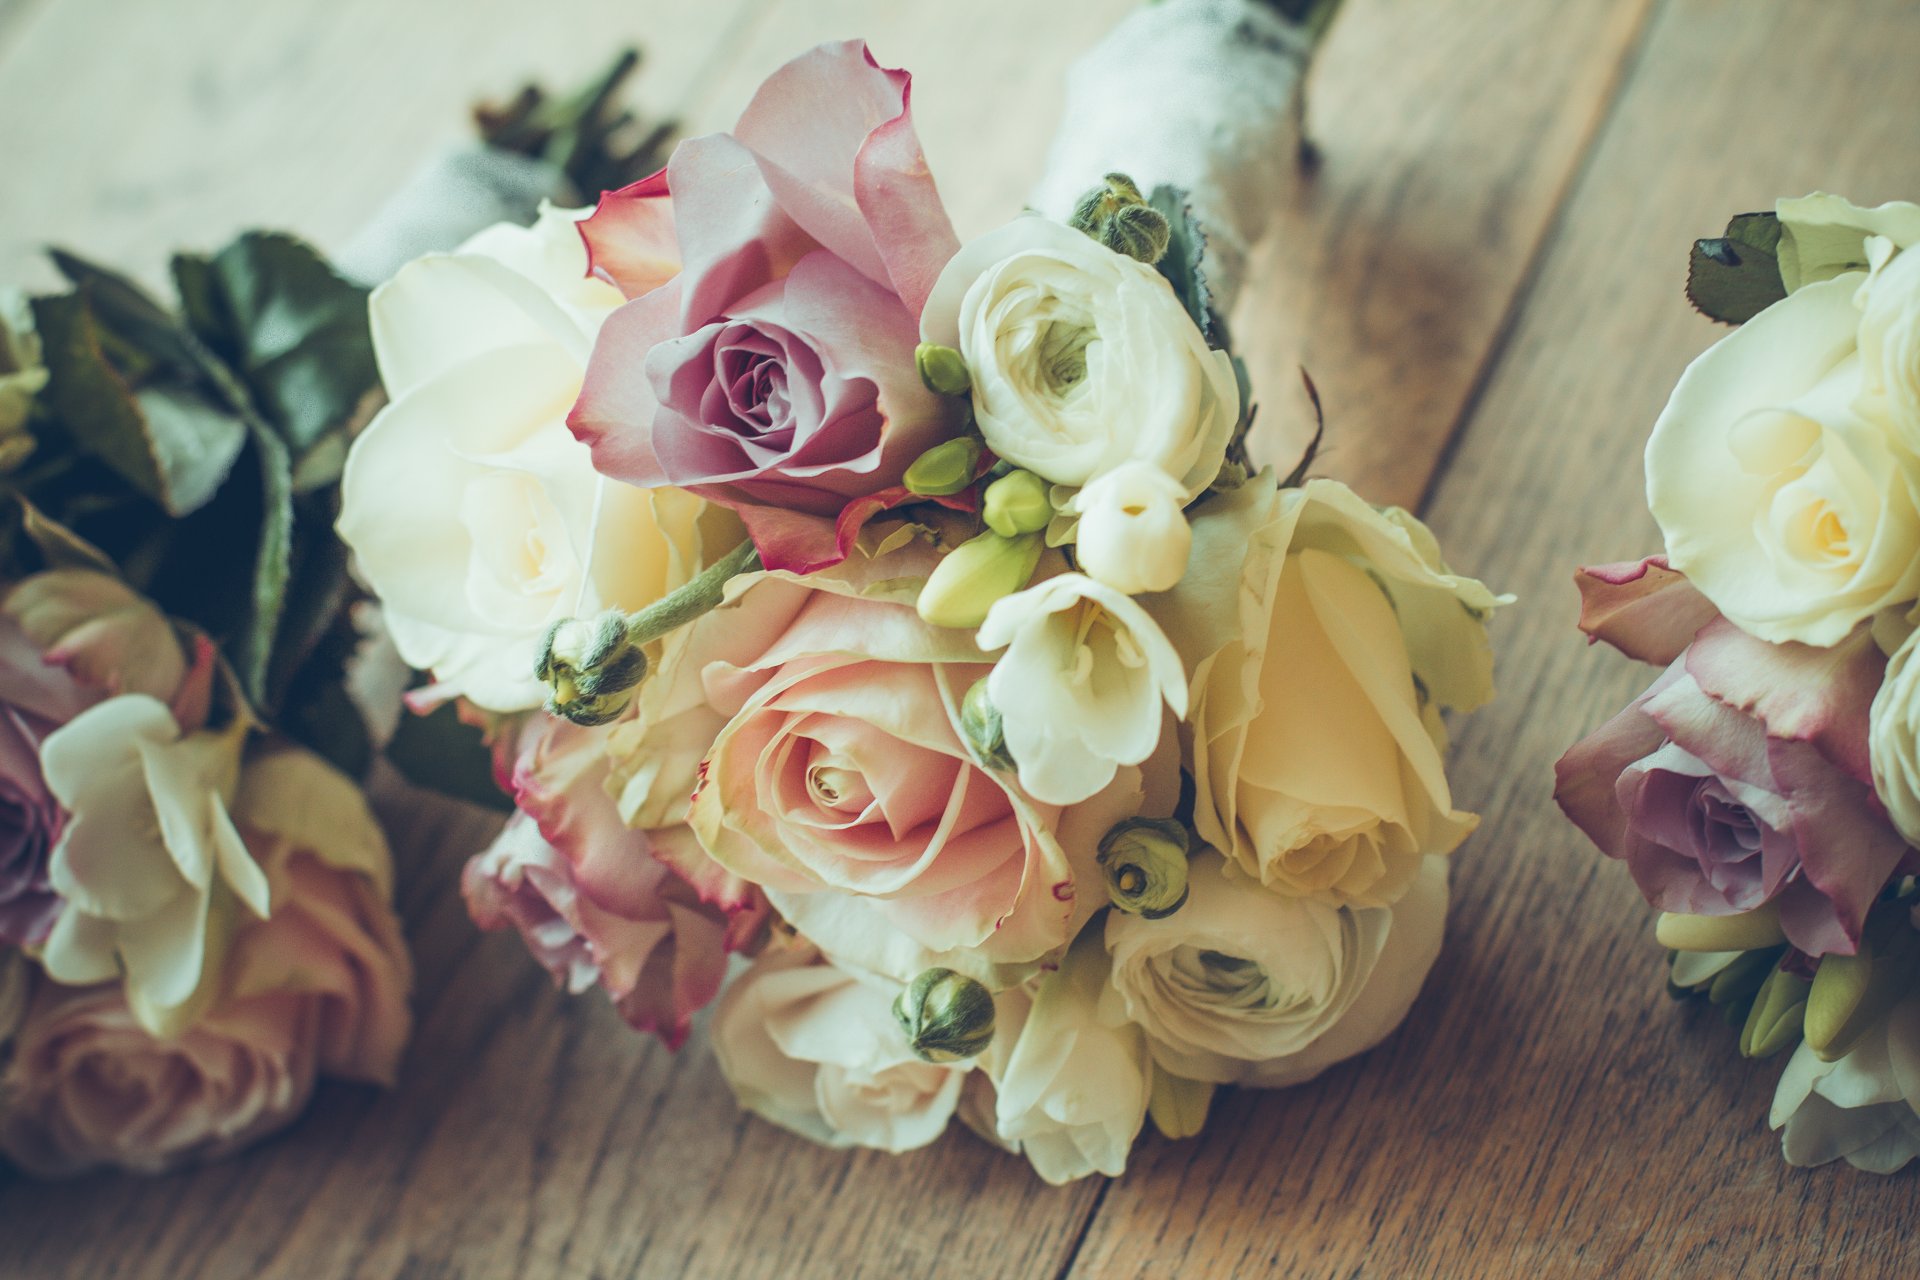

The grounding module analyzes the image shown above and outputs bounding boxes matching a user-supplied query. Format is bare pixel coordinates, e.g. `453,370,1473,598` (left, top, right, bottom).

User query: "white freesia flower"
990,933,1152,1183
38,696,267,1037
711,944,967,1154
1856,236,1920,452
979,573,1186,806
1770,999,1920,1173
921,215,1237,496
1776,193,1920,293
339,202,705,711
1648,273,1920,646
1103,851,1446,1086
1071,461,1194,594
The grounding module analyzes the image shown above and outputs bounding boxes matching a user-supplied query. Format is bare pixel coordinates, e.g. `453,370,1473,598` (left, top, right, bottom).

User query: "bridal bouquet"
343,6,1506,1184
1556,194,1920,1173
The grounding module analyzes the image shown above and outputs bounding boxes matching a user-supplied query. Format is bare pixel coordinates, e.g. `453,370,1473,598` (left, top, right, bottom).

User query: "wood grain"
1067,0,1920,1276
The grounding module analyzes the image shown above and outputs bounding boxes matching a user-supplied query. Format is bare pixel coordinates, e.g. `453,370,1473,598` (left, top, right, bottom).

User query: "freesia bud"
892,967,995,1063
1655,903,1787,952
916,530,1044,630
915,342,972,397
1739,964,1809,1059
1072,461,1192,594
1802,923,1920,1063
960,677,1013,771
536,609,648,726
904,437,983,496
1097,818,1191,919
982,469,1053,537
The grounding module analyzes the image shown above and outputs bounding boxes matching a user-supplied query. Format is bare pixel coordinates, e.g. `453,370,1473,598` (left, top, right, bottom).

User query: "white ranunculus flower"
1103,851,1446,1087
1856,236,1920,451
990,932,1152,1183
1070,461,1194,594
711,945,968,1154
339,202,706,711
1647,274,1920,646
921,215,1237,496
1770,998,1920,1173
1871,628,1920,847
1776,193,1920,293
37,696,268,1037
979,573,1186,806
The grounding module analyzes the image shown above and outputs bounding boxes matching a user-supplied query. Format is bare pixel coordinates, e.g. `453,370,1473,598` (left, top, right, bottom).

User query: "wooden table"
3,0,1919,1275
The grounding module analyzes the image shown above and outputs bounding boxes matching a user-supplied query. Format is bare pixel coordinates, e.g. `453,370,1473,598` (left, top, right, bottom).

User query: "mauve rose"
464,712,762,1047
569,40,964,574
1555,558,1911,955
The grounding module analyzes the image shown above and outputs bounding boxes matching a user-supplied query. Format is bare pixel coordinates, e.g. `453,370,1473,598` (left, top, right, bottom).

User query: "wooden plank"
1066,0,1920,1276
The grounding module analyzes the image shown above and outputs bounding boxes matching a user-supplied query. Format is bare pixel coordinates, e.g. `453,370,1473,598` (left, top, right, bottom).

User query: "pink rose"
680,537,1144,985
464,712,763,1047
569,40,964,575
1556,558,1912,955
0,841,410,1177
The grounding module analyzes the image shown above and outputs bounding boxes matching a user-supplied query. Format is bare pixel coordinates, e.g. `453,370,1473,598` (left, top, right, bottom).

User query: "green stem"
625,539,761,646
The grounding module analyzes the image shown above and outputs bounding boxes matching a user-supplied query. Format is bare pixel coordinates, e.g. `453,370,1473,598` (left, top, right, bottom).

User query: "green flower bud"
915,342,972,397
960,677,1013,771
1097,818,1191,919
1655,904,1786,953
537,609,649,726
982,469,1053,537
1147,1067,1214,1140
916,530,1043,630
1706,947,1779,1008
892,967,995,1063
1067,173,1171,264
903,436,982,496
1739,964,1810,1059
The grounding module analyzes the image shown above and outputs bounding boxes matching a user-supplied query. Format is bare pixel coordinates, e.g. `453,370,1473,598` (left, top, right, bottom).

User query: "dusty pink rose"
1555,558,1911,955
0,842,410,1177
464,712,762,1047
569,40,964,574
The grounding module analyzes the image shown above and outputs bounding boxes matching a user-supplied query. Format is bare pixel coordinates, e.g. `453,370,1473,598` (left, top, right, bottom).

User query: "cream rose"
1776,193,1920,293
920,215,1237,496
1870,625,1920,847
1103,851,1447,1087
339,202,706,711
711,944,967,1154
1150,476,1496,909
978,572,1187,806
1856,236,1920,452
1647,274,1920,646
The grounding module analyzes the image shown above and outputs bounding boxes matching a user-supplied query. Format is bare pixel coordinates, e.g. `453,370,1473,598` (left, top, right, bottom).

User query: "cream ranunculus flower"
989,930,1152,1183
1647,274,1920,646
1776,193,1920,294
710,943,968,1154
1102,850,1446,1087
1150,475,1497,909
1856,235,1920,452
38,697,268,1037
339,202,706,711
978,572,1186,806
1070,460,1194,594
920,215,1237,497
1769,997,1920,1173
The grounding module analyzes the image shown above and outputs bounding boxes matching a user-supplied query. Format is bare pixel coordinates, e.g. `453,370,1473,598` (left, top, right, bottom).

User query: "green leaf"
236,421,295,707
1148,185,1218,344
386,701,513,811
49,248,203,375
10,494,117,574
177,232,378,457
1687,212,1787,325
29,292,246,517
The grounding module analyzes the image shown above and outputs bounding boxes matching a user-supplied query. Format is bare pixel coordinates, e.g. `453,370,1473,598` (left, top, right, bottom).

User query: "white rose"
1871,627,1920,846
1856,236,1920,451
989,932,1152,1183
1770,998,1920,1173
339,202,706,712
978,572,1187,805
921,215,1237,496
1070,461,1194,594
38,696,269,1037
1150,476,1496,909
1647,274,1920,646
1103,851,1446,1087
1776,193,1920,293
711,944,967,1154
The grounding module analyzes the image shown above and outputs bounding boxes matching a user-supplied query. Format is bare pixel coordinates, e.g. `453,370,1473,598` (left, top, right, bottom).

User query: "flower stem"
625,539,762,647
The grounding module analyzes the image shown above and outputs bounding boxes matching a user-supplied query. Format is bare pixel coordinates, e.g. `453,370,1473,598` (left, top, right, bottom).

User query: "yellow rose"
1149,476,1502,908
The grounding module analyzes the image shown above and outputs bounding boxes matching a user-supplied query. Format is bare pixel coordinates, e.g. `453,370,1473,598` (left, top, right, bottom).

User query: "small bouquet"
1556,193,1920,1173
0,235,411,1175
344,5,1504,1183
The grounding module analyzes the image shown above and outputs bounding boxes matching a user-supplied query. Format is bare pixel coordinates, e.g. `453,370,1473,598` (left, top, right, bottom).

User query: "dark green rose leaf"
1148,185,1219,344
49,248,204,375
1687,212,1787,325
